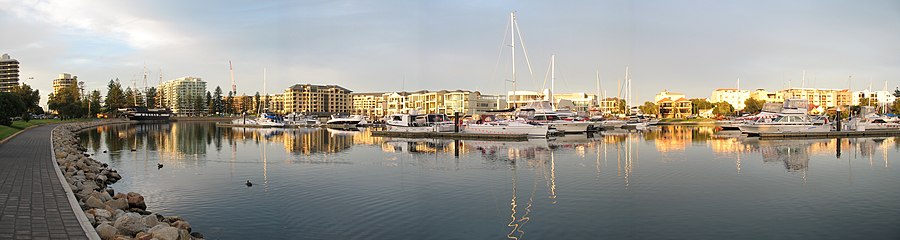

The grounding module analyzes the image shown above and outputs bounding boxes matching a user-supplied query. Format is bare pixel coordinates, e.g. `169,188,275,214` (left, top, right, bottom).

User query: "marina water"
78,122,900,239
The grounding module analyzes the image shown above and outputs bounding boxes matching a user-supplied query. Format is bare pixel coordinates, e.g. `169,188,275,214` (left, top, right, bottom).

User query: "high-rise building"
158,77,207,115
0,53,20,92
282,84,352,115
709,88,750,111
52,73,79,96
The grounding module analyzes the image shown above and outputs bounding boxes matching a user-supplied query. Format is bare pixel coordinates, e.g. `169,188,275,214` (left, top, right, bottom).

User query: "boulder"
148,225,179,240
172,220,191,232
113,213,145,236
178,229,191,240
90,191,113,202
135,232,152,240
106,198,129,210
96,223,117,240
190,232,204,239
94,208,113,221
126,192,146,210
113,193,127,200
141,214,159,229
85,196,105,209
86,212,96,226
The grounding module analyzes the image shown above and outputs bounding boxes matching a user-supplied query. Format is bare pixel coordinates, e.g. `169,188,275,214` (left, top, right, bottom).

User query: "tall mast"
801,70,806,88
550,54,555,109
510,11,517,109
158,68,163,108
229,60,236,94
142,65,148,106
624,66,630,110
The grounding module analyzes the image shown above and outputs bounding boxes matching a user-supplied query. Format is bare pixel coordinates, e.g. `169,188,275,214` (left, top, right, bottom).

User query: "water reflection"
76,123,900,239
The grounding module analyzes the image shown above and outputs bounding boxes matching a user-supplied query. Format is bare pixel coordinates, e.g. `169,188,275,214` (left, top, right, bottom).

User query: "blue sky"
1,0,899,107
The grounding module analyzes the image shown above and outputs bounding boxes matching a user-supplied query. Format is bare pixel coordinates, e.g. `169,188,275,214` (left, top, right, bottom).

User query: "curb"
50,125,103,240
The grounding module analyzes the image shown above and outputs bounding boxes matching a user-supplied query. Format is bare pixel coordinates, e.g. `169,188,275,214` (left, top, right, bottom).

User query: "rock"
93,209,113,221
86,196,105,209
106,188,115,196
105,198,128,210
90,191,113,202
96,223,117,240
163,216,184,224
179,229,191,240
86,213,96,226
126,192,147,210
113,193,127,200
128,208,152,215
172,220,191,232
141,214,159,229
135,232,152,240
148,225,180,240
113,213,145,236
83,181,100,191
190,232,204,239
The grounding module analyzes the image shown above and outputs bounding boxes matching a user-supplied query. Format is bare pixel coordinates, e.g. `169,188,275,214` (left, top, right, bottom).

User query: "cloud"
1,0,187,49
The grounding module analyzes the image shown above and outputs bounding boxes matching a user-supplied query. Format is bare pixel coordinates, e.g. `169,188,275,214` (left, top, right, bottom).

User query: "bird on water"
246,180,253,187
157,163,163,169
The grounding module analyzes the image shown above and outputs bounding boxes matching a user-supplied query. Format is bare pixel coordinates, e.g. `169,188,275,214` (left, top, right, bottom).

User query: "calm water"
78,122,900,240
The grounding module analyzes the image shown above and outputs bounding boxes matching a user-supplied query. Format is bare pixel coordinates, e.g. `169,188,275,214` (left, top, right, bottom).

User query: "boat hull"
739,124,831,136
544,122,591,133
462,123,549,137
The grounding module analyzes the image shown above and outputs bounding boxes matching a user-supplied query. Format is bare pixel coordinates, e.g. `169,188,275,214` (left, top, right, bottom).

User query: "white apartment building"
158,77,207,115
710,88,750,111
852,89,896,107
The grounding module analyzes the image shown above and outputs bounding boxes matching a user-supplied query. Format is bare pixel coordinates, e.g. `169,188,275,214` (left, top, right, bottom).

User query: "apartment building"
777,88,851,110
0,53,19,92
749,89,784,103
52,73,79,96
852,89,896,107
709,88,750,111
351,93,385,118
158,77,207,115
282,84,352,115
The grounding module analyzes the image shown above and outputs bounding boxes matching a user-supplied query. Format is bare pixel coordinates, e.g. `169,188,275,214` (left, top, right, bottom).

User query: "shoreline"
51,120,205,240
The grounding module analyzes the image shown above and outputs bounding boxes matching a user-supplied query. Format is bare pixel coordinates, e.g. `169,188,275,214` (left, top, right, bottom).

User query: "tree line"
45,79,267,119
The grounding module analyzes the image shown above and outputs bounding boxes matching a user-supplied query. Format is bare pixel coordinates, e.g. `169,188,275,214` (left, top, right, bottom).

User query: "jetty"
370,131,529,140
758,129,900,140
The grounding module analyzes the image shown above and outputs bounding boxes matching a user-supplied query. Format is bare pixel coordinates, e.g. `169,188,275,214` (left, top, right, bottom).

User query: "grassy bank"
0,119,90,142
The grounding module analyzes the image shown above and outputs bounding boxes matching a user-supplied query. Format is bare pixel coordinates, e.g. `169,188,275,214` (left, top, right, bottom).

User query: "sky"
1,0,899,108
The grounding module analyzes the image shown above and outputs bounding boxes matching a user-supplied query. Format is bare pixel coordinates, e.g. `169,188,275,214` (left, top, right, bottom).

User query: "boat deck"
370,131,529,140
758,129,900,139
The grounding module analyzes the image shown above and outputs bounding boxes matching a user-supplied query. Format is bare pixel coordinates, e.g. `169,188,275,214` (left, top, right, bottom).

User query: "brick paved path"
0,125,88,239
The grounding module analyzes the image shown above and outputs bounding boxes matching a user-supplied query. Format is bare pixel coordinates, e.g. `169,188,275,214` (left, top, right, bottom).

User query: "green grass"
0,119,91,142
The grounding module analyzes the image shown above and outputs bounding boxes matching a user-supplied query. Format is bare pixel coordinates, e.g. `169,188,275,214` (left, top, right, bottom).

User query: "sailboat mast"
510,11,517,109
550,54,555,108
142,65,148,106
158,68,163,108
229,61,236,94
624,66,630,110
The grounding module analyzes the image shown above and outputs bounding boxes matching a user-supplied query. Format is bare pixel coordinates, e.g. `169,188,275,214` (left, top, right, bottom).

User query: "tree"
892,99,900,114
225,91,235,114
193,95,206,116
213,86,224,114
88,90,102,117
0,92,25,126
123,87,136,106
253,92,261,114
743,98,765,114
48,85,84,119
10,83,42,115
713,101,735,116
639,101,658,115
105,79,127,114
689,98,714,114
145,87,158,108
206,91,213,114
894,87,900,98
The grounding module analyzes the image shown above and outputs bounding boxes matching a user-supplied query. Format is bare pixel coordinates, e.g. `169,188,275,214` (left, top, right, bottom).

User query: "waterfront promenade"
0,125,88,239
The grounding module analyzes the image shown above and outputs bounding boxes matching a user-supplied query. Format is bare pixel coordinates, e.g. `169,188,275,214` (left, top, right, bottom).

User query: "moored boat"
739,99,830,136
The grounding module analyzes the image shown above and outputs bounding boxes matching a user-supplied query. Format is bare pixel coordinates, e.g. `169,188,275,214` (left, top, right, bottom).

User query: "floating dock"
758,129,900,139
370,131,529,140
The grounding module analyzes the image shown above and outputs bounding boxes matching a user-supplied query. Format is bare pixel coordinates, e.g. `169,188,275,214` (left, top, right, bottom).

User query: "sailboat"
523,55,591,133
462,11,549,137
233,68,285,127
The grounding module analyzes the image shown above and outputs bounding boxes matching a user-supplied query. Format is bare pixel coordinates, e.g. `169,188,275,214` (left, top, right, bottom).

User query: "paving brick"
0,125,88,238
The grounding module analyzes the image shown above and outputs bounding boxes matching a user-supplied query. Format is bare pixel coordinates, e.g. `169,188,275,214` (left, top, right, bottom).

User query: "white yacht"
385,113,456,133
848,106,900,131
463,120,550,137
723,102,783,130
255,112,286,127
739,99,831,136
588,116,627,129
326,114,368,126
531,112,592,133
284,113,320,125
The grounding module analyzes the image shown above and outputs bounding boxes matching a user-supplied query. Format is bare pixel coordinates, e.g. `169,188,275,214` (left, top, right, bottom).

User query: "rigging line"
491,17,512,92
513,18,536,87
541,59,551,92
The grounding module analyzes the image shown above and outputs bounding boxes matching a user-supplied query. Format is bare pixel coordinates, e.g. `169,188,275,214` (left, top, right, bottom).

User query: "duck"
102,150,107,153
245,180,253,187
157,163,163,169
